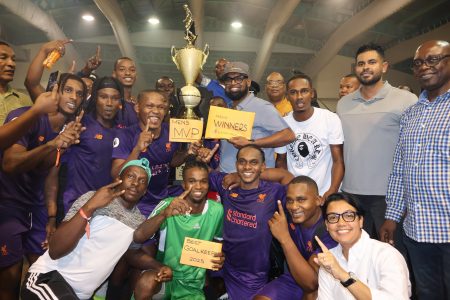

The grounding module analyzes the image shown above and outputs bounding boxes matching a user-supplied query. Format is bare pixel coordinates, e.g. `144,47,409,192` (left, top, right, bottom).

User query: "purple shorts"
0,208,31,268
24,205,47,256
223,266,267,300
256,273,304,300
0,205,47,268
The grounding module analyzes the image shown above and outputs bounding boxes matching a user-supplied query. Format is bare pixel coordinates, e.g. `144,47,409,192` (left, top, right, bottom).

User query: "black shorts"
21,270,79,300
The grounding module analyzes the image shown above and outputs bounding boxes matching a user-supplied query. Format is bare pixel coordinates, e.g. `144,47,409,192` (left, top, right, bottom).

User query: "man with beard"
380,40,450,299
112,57,139,127
219,62,295,173
336,43,417,242
0,41,32,125
265,72,292,117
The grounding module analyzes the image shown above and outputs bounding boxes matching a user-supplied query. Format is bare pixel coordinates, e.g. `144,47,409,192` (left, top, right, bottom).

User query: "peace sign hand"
163,187,192,218
85,179,125,211
136,119,154,152
268,200,290,244
314,236,348,281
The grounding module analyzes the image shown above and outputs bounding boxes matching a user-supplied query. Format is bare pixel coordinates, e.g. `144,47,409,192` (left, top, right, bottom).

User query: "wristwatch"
340,272,357,288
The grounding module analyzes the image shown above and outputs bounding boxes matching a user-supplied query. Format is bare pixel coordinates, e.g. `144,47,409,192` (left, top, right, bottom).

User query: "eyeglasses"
287,88,311,96
223,75,248,85
411,54,450,70
326,211,359,224
267,80,284,87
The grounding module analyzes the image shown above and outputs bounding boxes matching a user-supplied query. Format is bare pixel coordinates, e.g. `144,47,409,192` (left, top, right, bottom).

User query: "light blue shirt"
219,93,289,172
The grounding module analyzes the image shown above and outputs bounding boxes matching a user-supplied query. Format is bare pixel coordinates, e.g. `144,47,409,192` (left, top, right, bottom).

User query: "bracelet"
48,216,56,218
79,208,92,239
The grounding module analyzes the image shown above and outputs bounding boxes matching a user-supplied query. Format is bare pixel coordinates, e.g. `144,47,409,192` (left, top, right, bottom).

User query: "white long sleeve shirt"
317,230,411,300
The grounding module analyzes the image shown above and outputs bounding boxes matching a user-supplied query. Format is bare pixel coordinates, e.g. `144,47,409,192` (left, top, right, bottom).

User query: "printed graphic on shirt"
287,132,324,169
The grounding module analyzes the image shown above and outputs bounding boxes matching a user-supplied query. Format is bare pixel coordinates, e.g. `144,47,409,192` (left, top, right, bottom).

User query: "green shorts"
164,278,205,300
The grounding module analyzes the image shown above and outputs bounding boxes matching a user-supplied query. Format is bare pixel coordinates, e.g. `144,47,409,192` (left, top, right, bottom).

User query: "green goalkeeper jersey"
150,197,224,299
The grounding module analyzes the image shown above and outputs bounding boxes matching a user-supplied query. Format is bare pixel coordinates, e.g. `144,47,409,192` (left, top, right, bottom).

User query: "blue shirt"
219,93,289,172
385,89,450,243
203,78,233,107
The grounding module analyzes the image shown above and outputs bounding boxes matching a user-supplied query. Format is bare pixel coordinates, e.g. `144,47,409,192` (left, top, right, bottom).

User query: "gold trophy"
171,4,209,119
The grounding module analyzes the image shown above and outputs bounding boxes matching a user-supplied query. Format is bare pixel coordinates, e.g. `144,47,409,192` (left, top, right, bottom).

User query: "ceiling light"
231,21,242,29
82,14,95,22
148,17,160,25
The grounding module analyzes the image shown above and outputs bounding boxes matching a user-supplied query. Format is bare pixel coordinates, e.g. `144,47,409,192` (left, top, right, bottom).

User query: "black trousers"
21,271,79,300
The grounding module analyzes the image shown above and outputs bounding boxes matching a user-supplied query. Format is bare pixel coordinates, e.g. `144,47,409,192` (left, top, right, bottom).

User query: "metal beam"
303,0,414,78
252,0,301,82
0,0,81,67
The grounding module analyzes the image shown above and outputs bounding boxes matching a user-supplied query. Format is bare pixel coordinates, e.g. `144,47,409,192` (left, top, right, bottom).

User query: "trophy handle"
201,44,210,68
171,46,180,69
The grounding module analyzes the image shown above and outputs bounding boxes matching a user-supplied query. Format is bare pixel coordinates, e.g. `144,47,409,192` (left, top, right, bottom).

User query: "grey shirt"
336,82,417,195
219,93,289,173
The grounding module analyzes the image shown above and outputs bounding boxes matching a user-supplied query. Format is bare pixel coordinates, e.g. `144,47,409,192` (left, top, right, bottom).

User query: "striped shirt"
385,89,450,243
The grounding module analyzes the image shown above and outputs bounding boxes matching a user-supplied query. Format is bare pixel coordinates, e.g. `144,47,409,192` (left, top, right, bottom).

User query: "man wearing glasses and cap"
219,61,295,173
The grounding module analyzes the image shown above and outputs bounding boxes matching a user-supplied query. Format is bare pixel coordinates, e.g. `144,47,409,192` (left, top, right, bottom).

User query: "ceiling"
1,0,449,90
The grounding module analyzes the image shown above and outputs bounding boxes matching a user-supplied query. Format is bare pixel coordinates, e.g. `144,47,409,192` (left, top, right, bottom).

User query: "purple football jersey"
115,101,139,128
112,122,180,216
257,216,337,299
115,101,138,128
0,107,58,211
62,114,116,213
288,215,337,261
209,172,286,300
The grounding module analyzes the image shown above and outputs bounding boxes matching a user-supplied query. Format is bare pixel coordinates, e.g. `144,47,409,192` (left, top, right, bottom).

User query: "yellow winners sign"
205,106,255,140
169,118,203,142
180,237,222,270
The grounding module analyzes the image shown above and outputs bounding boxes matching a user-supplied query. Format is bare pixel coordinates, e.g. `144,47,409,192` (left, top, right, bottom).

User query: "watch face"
341,272,357,288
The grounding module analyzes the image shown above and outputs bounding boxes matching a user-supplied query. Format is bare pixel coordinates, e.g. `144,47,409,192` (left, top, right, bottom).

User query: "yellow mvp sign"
169,118,203,142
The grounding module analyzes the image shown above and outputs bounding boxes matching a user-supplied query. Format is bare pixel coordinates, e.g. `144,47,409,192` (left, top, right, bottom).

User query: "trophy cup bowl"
171,44,209,119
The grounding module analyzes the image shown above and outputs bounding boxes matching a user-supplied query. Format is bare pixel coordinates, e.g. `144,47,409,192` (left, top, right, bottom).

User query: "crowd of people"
0,37,449,300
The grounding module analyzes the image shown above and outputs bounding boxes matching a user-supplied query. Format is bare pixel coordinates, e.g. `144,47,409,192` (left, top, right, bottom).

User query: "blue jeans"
403,233,450,300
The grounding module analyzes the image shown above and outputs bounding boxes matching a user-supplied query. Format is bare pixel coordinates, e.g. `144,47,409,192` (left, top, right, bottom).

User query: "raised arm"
268,200,318,292
24,39,72,101
0,86,58,150
2,114,84,174
48,180,125,259
133,188,192,243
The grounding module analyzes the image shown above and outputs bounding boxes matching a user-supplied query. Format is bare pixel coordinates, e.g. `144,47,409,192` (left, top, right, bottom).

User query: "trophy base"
181,107,200,119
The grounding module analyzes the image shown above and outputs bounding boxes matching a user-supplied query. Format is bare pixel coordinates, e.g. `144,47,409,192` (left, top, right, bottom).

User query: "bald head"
413,40,450,97
265,72,286,103
215,58,228,80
